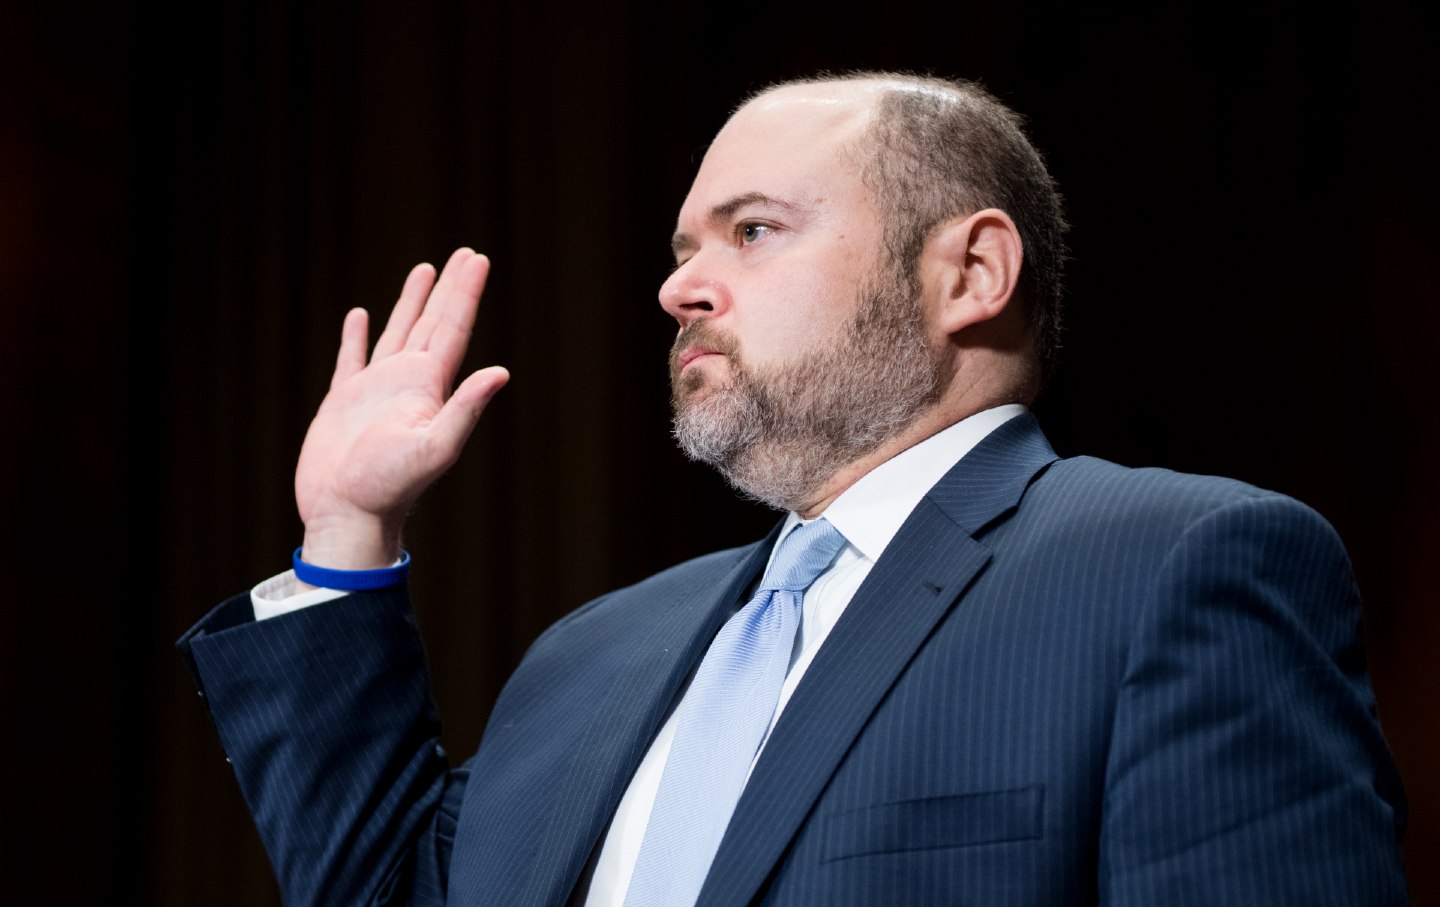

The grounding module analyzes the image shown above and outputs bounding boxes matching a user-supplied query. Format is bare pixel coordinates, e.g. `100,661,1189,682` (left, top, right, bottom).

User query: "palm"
294,249,509,569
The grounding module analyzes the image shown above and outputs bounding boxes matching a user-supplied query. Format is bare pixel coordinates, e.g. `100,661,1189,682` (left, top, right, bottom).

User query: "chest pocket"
818,784,1044,863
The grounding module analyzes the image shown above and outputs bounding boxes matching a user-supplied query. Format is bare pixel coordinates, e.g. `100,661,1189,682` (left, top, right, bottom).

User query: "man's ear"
919,208,1024,337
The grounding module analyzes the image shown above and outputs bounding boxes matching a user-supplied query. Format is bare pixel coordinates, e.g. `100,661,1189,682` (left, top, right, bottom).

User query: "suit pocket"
818,784,1044,863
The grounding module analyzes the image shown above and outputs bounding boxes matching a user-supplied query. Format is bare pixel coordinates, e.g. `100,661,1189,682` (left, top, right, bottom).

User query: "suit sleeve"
177,588,461,907
1098,492,1408,905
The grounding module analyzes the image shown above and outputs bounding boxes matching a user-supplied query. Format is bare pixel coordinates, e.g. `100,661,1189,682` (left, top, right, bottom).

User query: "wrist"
299,509,404,572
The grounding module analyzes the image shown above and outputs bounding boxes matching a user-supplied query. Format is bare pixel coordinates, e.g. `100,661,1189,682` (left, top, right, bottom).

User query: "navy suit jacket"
179,414,1408,905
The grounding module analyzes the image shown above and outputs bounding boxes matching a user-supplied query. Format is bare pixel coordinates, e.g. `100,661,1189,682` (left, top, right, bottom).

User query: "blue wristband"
292,547,412,591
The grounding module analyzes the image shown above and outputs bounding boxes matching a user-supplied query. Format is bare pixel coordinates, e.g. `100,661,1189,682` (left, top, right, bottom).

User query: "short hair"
749,72,1069,379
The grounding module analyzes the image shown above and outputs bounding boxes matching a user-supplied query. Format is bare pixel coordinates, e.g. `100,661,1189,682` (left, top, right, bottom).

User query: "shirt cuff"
251,570,349,621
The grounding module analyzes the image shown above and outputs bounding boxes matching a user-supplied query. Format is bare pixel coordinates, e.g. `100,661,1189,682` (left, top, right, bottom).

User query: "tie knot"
761,518,847,592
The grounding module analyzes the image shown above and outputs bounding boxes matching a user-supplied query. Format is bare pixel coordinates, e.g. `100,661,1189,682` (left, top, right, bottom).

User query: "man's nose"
659,259,730,327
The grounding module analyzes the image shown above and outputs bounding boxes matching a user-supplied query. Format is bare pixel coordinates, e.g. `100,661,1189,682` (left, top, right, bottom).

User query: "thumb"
429,365,511,462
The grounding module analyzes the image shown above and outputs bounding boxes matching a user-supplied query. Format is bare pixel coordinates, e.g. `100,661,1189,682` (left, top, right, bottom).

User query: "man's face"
662,84,947,511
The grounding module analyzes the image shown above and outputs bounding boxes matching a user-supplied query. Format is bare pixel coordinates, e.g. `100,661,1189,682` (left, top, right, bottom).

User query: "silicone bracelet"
292,547,411,591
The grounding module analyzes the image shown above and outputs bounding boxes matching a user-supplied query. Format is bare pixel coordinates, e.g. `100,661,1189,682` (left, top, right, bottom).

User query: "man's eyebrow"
671,192,809,257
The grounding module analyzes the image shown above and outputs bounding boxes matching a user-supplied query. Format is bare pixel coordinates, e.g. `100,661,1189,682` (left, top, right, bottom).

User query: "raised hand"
294,248,510,571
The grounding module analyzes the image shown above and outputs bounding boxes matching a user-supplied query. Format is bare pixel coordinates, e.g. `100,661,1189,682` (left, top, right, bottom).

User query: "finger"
426,365,510,465
331,308,370,388
373,262,437,360
405,248,481,354
424,252,491,372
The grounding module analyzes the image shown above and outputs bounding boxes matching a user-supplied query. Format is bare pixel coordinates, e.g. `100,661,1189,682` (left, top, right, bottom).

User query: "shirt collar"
779,404,1027,564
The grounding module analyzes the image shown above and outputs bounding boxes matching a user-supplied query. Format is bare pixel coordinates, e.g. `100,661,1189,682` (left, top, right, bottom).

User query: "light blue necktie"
623,518,848,907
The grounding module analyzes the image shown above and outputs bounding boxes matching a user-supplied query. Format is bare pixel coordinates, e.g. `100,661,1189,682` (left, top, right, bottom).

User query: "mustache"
669,320,742,376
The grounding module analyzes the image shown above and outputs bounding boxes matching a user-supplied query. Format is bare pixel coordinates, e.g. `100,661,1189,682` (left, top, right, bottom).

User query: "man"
179,73,1408,905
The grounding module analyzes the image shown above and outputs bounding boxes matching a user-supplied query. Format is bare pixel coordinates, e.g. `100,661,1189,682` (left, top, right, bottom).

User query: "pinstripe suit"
179,413,1408,905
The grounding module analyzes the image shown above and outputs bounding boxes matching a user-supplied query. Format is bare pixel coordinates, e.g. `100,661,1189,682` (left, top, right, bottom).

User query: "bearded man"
180,73,1408,906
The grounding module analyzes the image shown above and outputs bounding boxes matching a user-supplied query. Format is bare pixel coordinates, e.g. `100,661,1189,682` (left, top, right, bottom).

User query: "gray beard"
670,273,947,512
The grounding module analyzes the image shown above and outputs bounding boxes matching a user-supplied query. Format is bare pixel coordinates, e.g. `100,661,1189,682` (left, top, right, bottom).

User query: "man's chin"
671,390,755,465
671,369,725,411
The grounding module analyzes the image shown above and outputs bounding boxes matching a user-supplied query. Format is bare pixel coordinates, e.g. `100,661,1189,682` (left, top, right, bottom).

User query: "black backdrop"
2,1,1435,903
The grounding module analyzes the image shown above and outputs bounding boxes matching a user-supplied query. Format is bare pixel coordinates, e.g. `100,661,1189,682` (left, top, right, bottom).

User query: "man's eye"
739,223,773,244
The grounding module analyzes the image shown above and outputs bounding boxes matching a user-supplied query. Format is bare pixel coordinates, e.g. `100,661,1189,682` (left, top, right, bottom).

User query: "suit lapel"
696,413,1059,906
471,529,782,906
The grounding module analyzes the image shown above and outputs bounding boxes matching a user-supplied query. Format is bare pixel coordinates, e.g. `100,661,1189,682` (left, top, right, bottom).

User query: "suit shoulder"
1009,455,1352,574
1038,455,1331,528
989,454,1363,674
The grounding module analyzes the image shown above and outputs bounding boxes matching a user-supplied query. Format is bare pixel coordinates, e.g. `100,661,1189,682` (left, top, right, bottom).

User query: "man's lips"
677,346,721,371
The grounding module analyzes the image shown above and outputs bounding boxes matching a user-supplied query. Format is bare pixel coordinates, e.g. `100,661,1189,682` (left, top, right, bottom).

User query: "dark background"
2,1,1434,903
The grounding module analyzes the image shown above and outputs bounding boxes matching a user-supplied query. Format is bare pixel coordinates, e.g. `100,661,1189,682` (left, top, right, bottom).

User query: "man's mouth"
670,321,740,381
677,346,723,371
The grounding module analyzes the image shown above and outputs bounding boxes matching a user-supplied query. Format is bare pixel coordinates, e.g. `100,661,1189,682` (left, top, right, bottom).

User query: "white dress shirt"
250,404,1026,905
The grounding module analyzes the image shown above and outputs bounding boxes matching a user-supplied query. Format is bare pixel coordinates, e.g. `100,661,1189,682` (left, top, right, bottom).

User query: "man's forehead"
678,83,878,214
666,80,898,256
